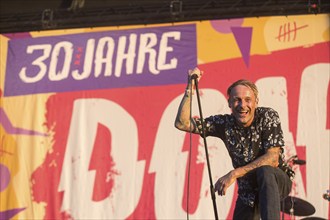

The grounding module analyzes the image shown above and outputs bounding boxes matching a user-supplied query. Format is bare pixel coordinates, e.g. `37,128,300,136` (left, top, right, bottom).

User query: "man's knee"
256,165,276,183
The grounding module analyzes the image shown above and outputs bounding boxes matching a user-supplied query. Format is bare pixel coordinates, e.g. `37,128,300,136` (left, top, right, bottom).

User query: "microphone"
323,193,330,201
292,159,306,165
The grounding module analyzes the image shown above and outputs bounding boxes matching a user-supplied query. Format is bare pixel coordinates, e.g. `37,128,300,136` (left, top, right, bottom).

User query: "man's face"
228,85,258,127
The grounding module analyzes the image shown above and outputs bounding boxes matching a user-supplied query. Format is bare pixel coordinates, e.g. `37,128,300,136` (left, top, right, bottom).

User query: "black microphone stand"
192,77,219,220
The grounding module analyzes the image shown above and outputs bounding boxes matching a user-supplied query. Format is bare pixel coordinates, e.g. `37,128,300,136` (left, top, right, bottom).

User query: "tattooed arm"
235,146,280,176
174,67,203,133
214,146,281,196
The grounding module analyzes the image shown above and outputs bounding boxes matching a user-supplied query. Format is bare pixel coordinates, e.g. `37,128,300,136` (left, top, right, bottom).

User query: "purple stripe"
0,208,26,220
5,24,197,96
0,108,48,136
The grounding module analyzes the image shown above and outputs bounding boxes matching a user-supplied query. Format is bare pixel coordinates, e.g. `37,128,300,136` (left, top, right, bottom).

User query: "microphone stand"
193,77,219,220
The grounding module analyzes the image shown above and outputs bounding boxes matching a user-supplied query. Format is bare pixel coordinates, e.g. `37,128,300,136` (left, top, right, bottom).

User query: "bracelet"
185,89,194,96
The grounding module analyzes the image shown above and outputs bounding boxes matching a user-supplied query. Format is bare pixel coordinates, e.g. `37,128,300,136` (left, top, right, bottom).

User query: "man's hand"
188,67,203,83
214,171,237,196
214,147,281,196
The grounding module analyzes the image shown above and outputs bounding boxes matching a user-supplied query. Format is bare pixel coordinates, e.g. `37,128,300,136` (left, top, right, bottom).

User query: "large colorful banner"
0,14,329,219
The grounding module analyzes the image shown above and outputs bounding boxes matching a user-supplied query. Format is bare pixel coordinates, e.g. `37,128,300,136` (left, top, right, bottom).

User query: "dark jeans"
233,166,292,220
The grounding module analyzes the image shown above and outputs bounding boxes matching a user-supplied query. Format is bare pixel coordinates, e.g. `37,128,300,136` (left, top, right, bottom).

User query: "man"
174,67,293,220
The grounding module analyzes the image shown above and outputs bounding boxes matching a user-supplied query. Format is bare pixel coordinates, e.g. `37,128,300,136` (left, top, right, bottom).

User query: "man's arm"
174,68,203,133
234,146,280,177
215,146,281,196
174,87,198,133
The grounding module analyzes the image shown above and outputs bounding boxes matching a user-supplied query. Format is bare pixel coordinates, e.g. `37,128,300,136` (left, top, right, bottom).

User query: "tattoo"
241,147,280,176
174,90,199,133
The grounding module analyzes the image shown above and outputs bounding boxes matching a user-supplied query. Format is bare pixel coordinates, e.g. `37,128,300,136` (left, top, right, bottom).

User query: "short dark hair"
227,79,259,100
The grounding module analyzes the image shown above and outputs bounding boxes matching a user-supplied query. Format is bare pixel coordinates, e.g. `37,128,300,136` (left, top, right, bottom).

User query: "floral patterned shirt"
194,107,285,207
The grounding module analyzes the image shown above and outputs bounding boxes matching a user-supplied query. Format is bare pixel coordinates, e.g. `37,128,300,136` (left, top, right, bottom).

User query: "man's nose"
240,100,247,107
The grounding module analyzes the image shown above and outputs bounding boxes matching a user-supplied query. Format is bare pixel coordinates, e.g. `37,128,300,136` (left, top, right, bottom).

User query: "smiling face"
228,84,258,127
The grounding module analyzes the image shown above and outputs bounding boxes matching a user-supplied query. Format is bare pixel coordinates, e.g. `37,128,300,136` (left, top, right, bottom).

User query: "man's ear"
228,99,231,108
256,98,259,105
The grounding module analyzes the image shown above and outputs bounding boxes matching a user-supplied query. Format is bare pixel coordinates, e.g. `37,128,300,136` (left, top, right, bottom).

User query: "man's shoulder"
256,107,279,115
255,107,281,123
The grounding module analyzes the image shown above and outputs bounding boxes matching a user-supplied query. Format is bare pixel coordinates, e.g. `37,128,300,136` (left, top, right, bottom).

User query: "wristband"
185,88,194,96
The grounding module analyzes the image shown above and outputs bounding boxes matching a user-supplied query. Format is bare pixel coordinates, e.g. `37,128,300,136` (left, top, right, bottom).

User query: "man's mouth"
237,110,249,117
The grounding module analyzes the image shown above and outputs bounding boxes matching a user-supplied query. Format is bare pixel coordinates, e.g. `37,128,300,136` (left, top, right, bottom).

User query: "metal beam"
0,0,329,33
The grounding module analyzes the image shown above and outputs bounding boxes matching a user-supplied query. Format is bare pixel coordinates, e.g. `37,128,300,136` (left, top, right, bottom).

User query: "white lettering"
137,33,159,74
19,30,181,84
19,44,51,83
94,37,114,77
49,41,73,81
149,89,233,219
59,99,146,219
115,34,137,77
157,31,180,71
72,39,95,80
296,63,330,218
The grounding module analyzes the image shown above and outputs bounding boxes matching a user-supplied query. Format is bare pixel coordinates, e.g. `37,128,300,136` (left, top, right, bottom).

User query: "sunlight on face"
228,85,258,127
